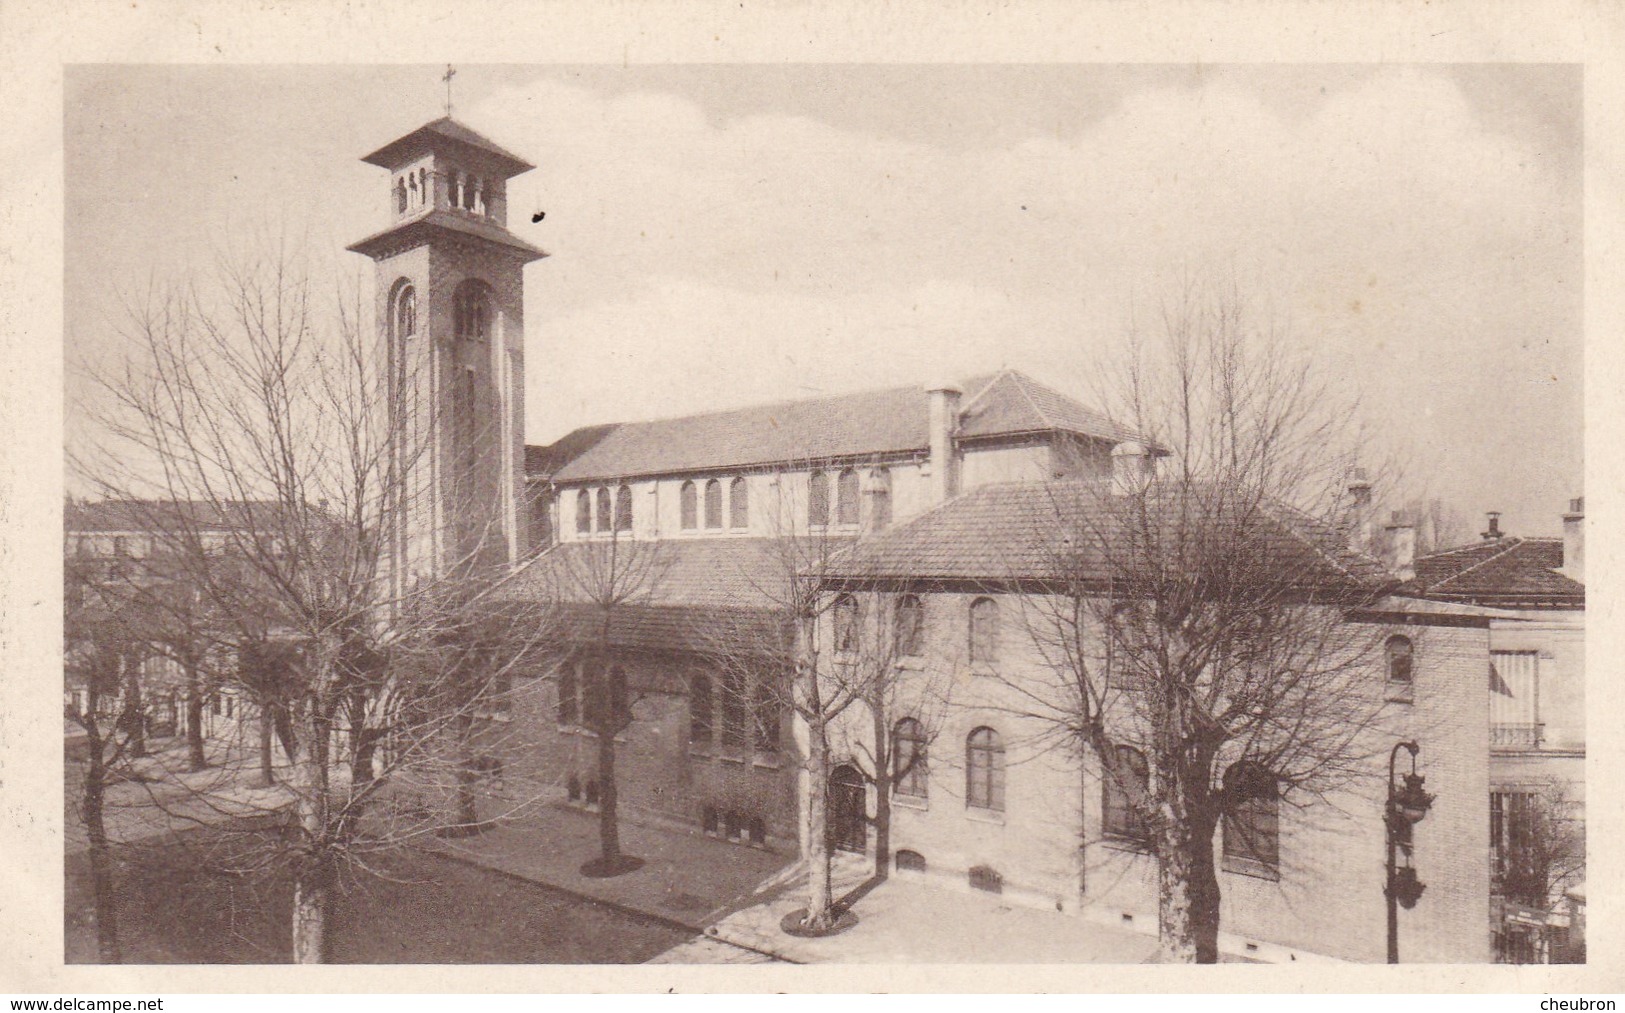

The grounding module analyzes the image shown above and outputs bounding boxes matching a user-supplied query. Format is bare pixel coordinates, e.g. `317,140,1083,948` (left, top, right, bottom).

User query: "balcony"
1492,722,1545,749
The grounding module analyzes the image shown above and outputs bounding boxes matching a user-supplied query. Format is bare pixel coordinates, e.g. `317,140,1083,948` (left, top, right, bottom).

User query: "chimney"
1563,496,1584,583
1110,441,1153,497
1481,511,1503,541
1346,467,1373,553
926,382,962,505
1384,510,1416,582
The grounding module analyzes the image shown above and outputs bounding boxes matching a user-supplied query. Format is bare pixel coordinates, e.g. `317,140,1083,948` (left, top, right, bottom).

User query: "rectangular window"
1490,651,1541,748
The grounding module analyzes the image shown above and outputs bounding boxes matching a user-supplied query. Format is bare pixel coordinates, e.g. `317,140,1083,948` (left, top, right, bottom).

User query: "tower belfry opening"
347,116,546,590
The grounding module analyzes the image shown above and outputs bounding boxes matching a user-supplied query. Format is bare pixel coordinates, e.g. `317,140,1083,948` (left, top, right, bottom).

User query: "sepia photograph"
51,59,1590,973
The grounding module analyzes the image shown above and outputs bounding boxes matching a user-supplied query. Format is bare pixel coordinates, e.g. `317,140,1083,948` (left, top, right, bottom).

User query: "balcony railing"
1492,722,1545,749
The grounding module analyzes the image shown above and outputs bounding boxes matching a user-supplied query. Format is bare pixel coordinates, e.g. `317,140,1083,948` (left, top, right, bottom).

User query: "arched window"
966,726,1005,811
575,490,591,535
595,488,612,532
832,593,859,654
1222,762,1280,876
836,468,860,526
394,177,408,214
969,597,999,664
752,677,779,753
894,594,924,657
688,673,713,745
679,481,698,530
895,850,927,874
870,467,892,530
453,279,492,342
808,470,830,527
893,717,928,800
1103,745,1150,842
614,485,633,532
557,663,578,725
704,479,723,529
393,284,417,340
729,477,749,529
719,669,748,750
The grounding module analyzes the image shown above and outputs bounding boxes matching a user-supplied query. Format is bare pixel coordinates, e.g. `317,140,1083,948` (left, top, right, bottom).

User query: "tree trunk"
291,856,330,964
1188,807,1222,964
80,749,122,963
185,662,206,771
596,721,620,862
1154,798,1199,963
122,656,145,759
258,705,275,786
869,697,891,881
803,716,836,930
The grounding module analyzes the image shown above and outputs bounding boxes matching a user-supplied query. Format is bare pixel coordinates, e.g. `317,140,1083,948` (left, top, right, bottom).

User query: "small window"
809,471,830,527
688,672,713,745
1103,745,1150,842
969,597,999,664
680,481,698,530
595,488,612,532
893,717,928,800
224,696,234,718
1222,762,1280,877
1386,635,1414,701
968,865,1003,894
584,779,599,806
836,468,860,526
895,850,927,874
575,490,591,535
729,477,749,529
748,817,767,846
702,805,720,834
614,485,633,533
894,594,924,658
724,811,742,840
704,479,723,529
966,726,1005,812
567,774,582,802
832,594,859,655
870,467,892,530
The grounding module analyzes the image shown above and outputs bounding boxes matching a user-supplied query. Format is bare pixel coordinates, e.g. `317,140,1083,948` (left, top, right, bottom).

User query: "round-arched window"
453,279,492,342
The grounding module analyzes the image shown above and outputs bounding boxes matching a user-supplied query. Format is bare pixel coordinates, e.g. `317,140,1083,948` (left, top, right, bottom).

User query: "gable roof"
525,424,620,480
546,370,1139,483
1406,536,1583,607
823,479,1393,594
360,117,535,177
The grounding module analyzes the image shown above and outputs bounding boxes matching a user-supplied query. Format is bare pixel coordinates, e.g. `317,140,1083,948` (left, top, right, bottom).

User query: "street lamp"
1385,740,1435,963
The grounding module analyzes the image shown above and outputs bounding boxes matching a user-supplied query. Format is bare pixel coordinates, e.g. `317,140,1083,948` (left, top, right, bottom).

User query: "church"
340,112,1537,963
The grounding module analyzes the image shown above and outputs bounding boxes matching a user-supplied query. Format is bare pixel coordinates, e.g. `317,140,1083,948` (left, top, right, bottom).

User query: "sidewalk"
704,854,1161,964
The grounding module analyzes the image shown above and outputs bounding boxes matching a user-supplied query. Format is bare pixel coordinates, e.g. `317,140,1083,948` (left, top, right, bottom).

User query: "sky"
64,63,1582,536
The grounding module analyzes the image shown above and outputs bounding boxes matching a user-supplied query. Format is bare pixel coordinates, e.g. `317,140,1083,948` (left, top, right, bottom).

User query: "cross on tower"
442,64,456,117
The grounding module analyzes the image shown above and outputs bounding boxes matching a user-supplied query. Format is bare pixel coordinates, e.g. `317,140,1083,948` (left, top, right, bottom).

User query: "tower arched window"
969,597,999,664
394,177,408,214
832,593,860,655
595,488,612,532
453,279,492,343
836,468,860,526
704,479,723,529
893,717,928,800
392,284,417,341
966,727,1005,812
575,490,591,535
614,485,633,533
679,481,698,530
808,470,830,527
729,477,749,529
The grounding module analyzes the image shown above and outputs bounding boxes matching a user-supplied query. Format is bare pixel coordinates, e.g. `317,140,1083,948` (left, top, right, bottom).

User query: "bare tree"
542,529,671,877
1007,283,1392,962
1494,779,1585,912
69,244,554,963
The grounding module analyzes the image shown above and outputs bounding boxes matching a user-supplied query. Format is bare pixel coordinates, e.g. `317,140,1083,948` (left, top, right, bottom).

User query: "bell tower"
348,117,546,589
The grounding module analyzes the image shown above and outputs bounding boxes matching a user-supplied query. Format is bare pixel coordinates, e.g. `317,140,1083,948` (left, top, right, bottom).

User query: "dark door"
828,764,867,854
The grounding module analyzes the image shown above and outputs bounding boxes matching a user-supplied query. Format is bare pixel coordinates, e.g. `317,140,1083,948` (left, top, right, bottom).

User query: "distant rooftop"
1405,535,1583,608
533,370,1143,484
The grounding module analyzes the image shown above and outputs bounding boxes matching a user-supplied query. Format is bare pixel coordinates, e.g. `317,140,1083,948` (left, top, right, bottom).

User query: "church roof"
360,117,535,177
542,370,1140,483
821,479,1393,594
1403,536,1583,608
